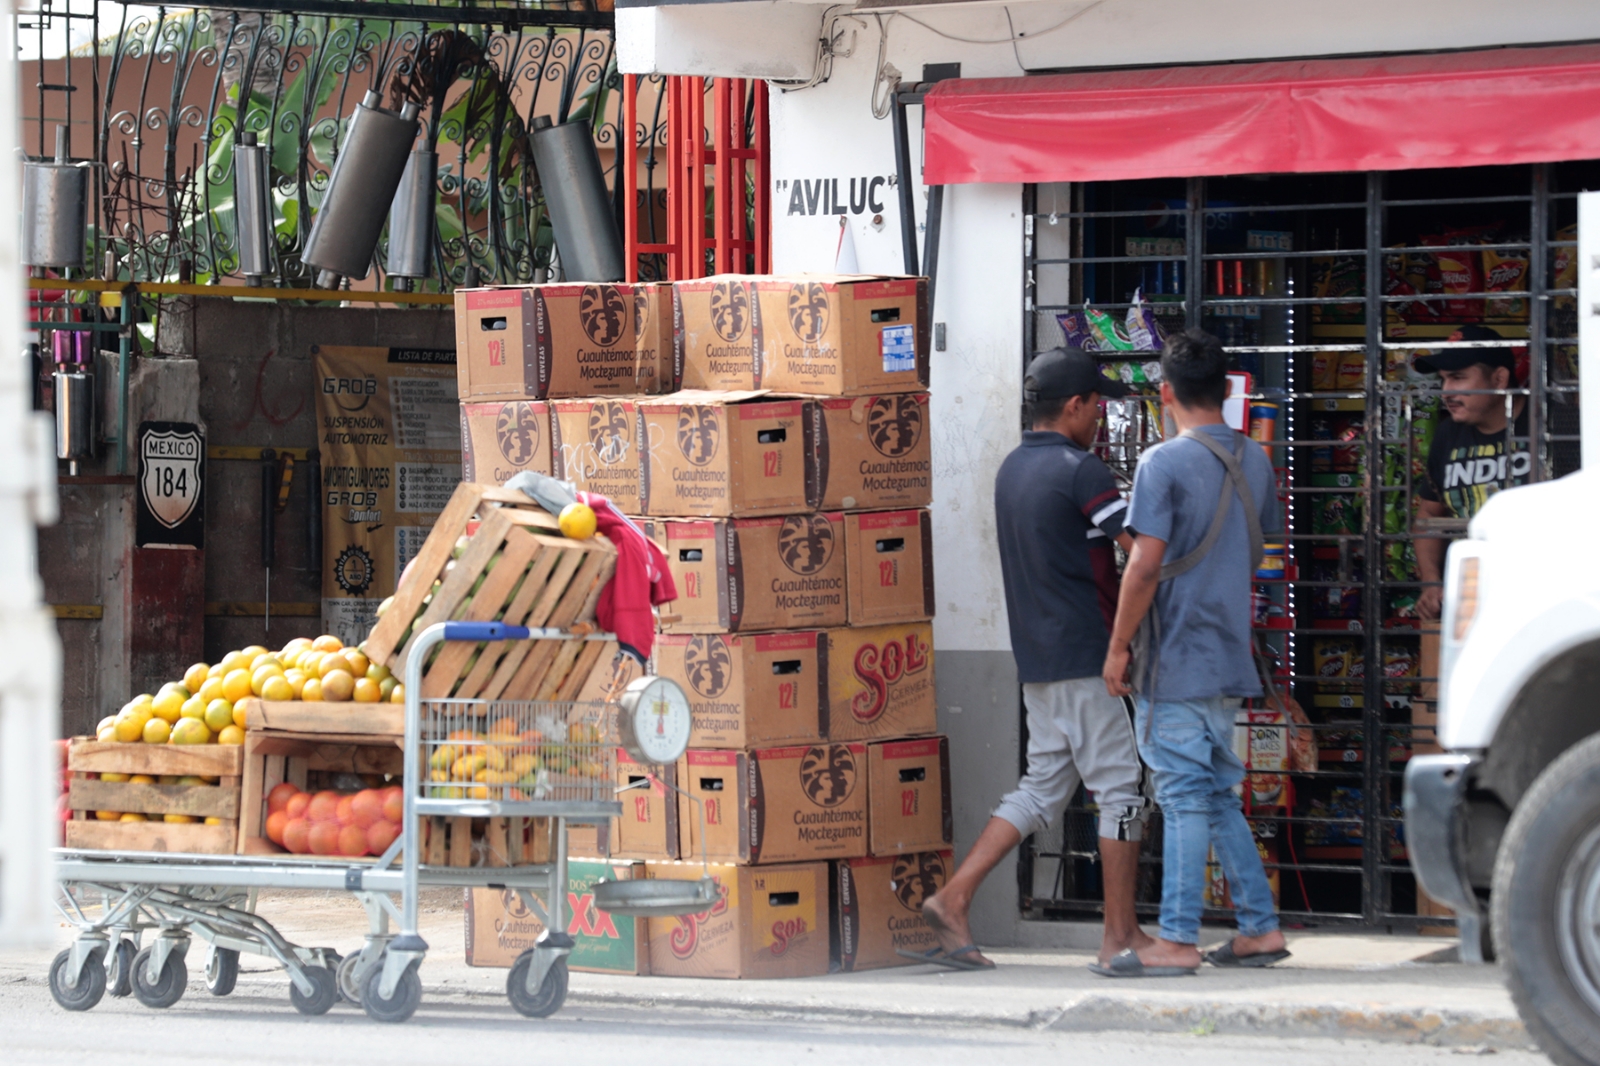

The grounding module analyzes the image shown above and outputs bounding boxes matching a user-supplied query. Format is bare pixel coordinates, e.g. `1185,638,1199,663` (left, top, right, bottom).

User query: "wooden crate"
238,727,404,856
65,738,243,854
364,483,618,701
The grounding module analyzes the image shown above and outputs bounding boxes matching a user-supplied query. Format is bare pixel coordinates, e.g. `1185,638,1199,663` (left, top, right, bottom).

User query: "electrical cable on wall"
773,5,867,92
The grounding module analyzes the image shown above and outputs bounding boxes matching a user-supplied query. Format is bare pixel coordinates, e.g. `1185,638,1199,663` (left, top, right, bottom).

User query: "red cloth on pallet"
578,493,675,663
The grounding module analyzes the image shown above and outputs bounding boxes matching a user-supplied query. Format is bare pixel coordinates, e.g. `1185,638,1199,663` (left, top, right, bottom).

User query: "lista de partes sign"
779,175,896,216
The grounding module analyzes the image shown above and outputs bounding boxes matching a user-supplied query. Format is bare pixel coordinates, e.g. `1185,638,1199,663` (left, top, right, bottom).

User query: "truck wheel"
1493,732,1600,1066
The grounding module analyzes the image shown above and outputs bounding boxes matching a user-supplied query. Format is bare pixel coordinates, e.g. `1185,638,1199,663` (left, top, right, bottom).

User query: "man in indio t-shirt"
1414,325,1529,619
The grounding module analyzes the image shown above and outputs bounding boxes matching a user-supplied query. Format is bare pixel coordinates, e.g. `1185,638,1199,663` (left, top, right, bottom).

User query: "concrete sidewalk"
2,889,1527,1049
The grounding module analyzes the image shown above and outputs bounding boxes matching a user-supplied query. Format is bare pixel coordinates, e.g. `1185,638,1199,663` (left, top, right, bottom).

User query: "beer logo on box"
850,631,931,724
709,281,749,342
890,853,947,913
684,635,733,699
494,401,541,466
778,514,835,575
669,876,730,960
587,401,633,466
799,745,858,808
867,395,924,457
579,284,628,347
676,406,722,466
499,888,533,920
786,282,830,343
634,288,651,339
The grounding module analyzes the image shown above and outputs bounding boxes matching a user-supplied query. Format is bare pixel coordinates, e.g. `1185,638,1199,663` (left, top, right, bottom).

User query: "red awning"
922,44,1600,185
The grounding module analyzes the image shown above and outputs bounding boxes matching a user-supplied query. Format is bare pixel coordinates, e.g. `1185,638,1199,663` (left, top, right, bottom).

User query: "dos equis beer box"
645,861,829,979
825,622,937,742
651,515,848,633
753,275,929,396
460,400,552,483
454,282,671,400
639,391,809,518
806,393,932,511
653,631,828,748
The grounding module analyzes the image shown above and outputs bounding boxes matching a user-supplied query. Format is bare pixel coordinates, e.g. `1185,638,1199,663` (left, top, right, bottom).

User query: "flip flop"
1088,948,1198,978
896,944,996,971
1204,940,1292,968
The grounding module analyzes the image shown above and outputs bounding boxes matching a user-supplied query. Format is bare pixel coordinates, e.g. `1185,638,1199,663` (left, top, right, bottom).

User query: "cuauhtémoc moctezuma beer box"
674,276,762,391
806,393,932,511
460,400,552,483
824,622,937,742
639,391,810,517
675,743,870,864
843,509,934,625
644,861,829,979
831,850,951,972
752,275,929,396
650,515,848,633
612,748,682,861
653,631,828,747
549,398,644,511
453,282,671,400
865,736,952,856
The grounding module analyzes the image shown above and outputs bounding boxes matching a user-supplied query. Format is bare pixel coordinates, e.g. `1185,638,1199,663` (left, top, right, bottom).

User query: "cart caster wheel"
206,946,239,997
506,953,567,1019
361,959,421,1024
131,945,188,1009
106,939,134,998
335,952,366,1006
289,963,338,1016
49,947,107,1012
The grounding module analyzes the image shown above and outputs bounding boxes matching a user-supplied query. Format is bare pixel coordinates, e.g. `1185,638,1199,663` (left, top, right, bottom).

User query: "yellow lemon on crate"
180,695,206,721
171,718,210,745
302,676,323,702
320,670,355,702
559,502,597,540
119,812,147,823
183,663,210,692
221,669,253,704
203,699,235,734
216,725,245,746
260,674,293,702
352,677,381,703
142,717,171,745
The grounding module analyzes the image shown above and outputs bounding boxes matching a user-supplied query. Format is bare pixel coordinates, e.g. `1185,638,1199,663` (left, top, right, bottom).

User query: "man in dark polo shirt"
917,348,1151,971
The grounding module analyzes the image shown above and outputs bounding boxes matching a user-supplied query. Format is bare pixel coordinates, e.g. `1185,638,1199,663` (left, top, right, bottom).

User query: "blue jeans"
1135,696,1280,945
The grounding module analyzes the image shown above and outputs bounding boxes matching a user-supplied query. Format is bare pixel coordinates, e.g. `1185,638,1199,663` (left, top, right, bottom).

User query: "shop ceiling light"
304,91,420,289
234,131,274,285
385,147,436,287
530,116,624,282
23,126,88,270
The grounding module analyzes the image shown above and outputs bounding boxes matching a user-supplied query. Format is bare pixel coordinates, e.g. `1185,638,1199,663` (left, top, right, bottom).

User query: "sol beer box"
463,860,648,973
612,748,681,860
645,861,829,979
845,509,934,625
639,391,809,517
825,622,936,742
832,851,950,972
807,394,932,511
550,398,644,511
866,736,952,856
677,743,869,865
460,400,552,483
654,515,847,633
654,632,828,747
674,275,761,391
454,283,671,400
754,275,929,396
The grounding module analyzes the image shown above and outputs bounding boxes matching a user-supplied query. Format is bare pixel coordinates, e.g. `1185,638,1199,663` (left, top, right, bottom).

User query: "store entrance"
1020,161,1592,929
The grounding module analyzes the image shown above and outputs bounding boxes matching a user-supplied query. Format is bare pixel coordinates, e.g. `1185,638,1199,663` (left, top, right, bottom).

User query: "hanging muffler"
304,91,420,288
529,116,624,282
235,131,274,285
385,147,437,289
23,126,88,270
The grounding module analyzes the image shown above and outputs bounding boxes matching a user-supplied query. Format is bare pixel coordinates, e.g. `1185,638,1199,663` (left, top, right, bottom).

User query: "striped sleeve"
1075,454,1127,540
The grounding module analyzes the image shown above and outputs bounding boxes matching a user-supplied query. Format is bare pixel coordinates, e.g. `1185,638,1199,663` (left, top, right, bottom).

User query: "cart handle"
441,621,530,642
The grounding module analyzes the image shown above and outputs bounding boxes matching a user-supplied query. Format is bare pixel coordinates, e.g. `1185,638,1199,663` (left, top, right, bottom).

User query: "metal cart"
49,621,628,1023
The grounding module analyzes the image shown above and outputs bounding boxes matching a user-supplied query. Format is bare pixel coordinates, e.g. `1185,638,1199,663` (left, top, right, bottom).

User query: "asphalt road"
0,970,1550,1066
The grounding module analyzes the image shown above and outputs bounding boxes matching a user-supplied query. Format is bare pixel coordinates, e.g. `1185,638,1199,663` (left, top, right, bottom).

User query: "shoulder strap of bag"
1155,428,1265,582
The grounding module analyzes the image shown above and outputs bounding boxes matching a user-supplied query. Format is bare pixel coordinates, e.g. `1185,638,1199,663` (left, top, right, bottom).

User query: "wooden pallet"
64,738,243,855
364,483,617,701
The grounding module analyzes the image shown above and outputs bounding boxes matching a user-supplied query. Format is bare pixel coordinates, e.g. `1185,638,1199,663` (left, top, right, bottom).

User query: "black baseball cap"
1413,325,1516,374
1025,348,1132,401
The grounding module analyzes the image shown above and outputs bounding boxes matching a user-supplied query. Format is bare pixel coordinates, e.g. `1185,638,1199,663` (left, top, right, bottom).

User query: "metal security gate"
1019,161,1590,929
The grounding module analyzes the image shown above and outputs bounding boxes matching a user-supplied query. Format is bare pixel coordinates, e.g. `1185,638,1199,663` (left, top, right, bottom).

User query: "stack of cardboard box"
454,275,951,978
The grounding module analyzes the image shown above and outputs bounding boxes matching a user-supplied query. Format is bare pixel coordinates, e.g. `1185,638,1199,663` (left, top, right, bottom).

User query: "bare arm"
1115,530,1134,554
1414,496,1449,620
1103,534,1167,697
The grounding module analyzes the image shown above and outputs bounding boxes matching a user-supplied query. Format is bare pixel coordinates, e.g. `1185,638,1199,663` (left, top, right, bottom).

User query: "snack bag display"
1084,306,1135,352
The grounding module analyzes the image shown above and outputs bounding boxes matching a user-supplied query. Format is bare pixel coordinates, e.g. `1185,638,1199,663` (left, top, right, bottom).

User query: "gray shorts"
993,676,1148,841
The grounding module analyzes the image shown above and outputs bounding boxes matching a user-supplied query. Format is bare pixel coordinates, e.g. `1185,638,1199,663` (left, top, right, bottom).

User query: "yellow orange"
151,690,184,723
164,813,197,824
345,650,371,677
241,645,268,660
232,703,248,730
221,668,253,704
113,714,145,743
129,775,155,785
251,652,283,673
300,651,324,677
559,502,597,540
312,634,343,652
378,677,397,701
142,717,171,744
318,653,355,679
123,694,154,716
183,663,210,692
250,662,285,696
207,662,225,680
284,669,308,698
367,662,393,683
217,725,245,746
97,725,117,742
301,676,323,702
119,812,147,822
198,676,225,703
260,675,293,702
96,715,116,734
203,699,235,733
95,810,118,821
282,637,312,657
158,681,190,701
353,677,381,703
180,695,206,720
204,816,223,826
390,682,405,704
171,718,210,745
100,772,129,783
218,651,249,675
320,670,355,702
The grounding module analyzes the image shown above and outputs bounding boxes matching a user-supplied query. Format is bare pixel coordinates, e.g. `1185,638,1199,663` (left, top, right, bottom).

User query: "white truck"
1405,191,1600,1066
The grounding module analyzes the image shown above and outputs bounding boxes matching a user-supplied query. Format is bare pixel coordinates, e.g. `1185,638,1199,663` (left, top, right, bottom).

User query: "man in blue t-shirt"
1101,328,1289,977
918,348,1151,972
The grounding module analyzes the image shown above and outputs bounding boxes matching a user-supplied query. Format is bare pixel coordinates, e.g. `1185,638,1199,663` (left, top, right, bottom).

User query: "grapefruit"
142,717,171,744
282,818,311,854
218,651,248,676
306,790,341,823
221,669,253,704
366,820,400,855
95,810,118,821
559,501,597,540
350,790,383,829
381,787,403,824
379,677,397,701
119,812,147,822
100,772,130,783
250,652,282,672
320,670,355,702
265,810,290,845
183,663,210,693
179,695,206,721
260,675,293,702
241,645,268,660
335,794,356,826
307,822,341,855
249,663,284,696
233,703,248,729
312,634,343,652
285,792,311,820
267,783,299,814
198,676,226,703
171,718,210,745
353,677,381,703
207,661,226,680
345,650,371,677
318,653,354,679
367,662,393,683
337,824,368,857
113,713,146,743
203,699,235,733
217,725,245,746
390,682,405,704
164,814,196,824
96,725,118,742
151,690,184,723
284,669,308,698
